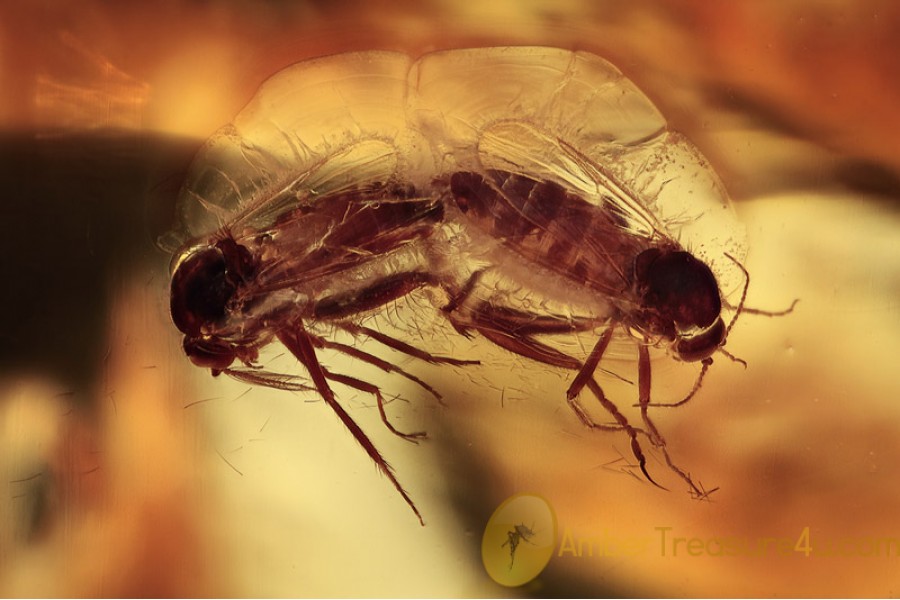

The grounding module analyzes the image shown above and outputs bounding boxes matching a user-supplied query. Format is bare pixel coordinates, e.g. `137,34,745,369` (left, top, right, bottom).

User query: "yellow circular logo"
482,493,557,587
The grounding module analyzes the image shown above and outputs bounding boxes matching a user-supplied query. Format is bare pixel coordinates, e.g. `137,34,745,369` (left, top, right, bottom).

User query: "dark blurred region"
0,127,223,596
0,131,197,389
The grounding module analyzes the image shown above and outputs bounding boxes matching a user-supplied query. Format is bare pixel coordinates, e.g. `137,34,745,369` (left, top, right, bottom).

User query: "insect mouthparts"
673,318,727,362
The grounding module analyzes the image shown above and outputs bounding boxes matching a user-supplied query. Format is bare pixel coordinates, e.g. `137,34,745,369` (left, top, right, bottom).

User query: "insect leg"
566,329,613,401
226,359,427,438
320,338,446,403
582,376,664,489
223,367,317,392
275,322,425,526
228,361,428,439
448,305,581,369
445,301,663,485
558,328,662,487
445,302,616,423
320,368,426,442
636,344,665,446
637,344,712,499
337,322,479,366
643,358,711,408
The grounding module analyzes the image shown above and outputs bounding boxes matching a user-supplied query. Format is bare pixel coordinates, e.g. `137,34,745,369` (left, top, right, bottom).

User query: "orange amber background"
1,1,898,596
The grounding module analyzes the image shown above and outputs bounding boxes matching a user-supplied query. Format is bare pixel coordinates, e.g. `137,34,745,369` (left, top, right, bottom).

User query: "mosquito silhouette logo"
483,495,556,586
501,523,537,569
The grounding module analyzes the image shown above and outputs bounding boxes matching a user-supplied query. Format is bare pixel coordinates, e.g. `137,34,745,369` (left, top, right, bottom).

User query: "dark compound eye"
170,245,235,337
634,249,722,330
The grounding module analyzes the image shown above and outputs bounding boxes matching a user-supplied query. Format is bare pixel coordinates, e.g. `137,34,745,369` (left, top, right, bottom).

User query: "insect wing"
167,51,430,248
409,46,746,297
476,121,666,239
409,47,667,173
477,121,746,294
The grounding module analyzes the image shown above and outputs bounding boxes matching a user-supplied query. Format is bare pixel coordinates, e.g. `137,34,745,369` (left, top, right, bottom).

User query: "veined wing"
409,47,668,173
166,51,431,248
410,46,746,298
475,121,668,241
236,187,443,299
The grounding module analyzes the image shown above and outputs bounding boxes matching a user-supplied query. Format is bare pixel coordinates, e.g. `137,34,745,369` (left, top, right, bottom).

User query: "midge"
167,48,791,524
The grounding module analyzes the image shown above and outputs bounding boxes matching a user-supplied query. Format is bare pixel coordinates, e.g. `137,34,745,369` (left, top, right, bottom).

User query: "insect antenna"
721,254,800,320
722,252,751,344
719,252,798,365
739,299,800,317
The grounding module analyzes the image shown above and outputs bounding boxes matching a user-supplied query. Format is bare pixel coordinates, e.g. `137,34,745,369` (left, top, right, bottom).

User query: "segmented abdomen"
449,170,648,294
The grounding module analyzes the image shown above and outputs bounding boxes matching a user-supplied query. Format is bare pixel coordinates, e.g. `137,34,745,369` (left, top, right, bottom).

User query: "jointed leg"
224,367,317,392
446,300,662,484
309,327,465,437
228,339,431,442
637,344,712,499
567,328,614,401
566,328,664,487
276,321,425,525
337,322,479,366
322,368,426,442
447,297,714,495
320,337,445,404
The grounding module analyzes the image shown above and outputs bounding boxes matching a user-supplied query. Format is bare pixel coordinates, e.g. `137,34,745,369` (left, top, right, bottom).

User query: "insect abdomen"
449,170,645,292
